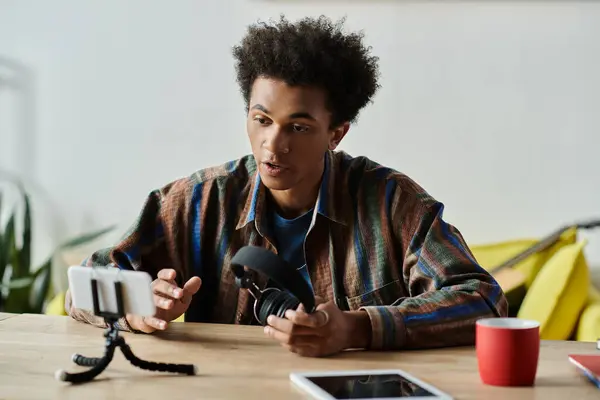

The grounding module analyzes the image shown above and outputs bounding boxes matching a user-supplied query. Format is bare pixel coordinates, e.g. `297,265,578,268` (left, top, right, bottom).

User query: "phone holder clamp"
55,277,197,384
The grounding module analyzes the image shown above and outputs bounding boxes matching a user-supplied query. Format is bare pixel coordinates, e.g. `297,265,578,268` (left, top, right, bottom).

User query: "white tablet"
290,369,453,400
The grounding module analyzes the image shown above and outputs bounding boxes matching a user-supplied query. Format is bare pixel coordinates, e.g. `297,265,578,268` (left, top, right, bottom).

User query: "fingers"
142,316,167,331
184,277,202,293
157,268,177,282
264,298,340,358
266,315,321,336
126,314,152,333
264,324,321,346
153,294,174,310
152,279,183,300
284,308,328,328
151,274,200,317
266,315,293,334
263,312,330,357
181,277,202,305
295,296,324,313
126,314,167,333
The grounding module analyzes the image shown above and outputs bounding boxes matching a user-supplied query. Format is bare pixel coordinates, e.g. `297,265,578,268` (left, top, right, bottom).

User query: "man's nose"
262,126,290,154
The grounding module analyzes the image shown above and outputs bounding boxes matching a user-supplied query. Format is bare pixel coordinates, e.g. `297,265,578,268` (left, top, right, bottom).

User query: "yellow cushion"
173,314,185,322
576,285,600,342
470,227,577,288
517,240,589,340
45,292,68,316
576,301,600,342
488,267,527,311
589,285,600,304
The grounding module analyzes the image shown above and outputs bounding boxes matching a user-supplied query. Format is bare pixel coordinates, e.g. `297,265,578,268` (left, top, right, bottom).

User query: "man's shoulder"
189,154,257,185
332,151,438,207
154,155,256,200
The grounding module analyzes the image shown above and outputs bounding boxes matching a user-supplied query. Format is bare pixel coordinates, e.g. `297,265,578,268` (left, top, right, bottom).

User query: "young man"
66,16,507,357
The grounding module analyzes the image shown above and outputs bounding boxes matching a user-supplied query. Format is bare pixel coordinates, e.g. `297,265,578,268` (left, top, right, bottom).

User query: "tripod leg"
118,340,196,375
70,323,118,367
56,315,196,383
71,353,103,367
55,340,117,383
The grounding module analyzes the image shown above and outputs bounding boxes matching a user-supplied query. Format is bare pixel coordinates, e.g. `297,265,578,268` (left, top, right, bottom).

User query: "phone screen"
306,373,437,399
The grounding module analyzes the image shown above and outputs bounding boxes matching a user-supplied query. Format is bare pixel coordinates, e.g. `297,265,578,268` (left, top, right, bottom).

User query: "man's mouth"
262,161,288,175
263,162,285,170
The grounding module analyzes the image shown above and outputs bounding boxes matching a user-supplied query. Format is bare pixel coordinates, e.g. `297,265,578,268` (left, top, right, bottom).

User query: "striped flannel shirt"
66,150,508,350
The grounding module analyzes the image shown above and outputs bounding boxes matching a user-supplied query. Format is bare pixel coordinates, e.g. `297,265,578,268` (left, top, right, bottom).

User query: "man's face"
246,77,346,191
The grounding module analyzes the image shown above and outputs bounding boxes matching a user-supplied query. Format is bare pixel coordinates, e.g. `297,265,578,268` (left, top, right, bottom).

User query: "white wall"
1,0,599,286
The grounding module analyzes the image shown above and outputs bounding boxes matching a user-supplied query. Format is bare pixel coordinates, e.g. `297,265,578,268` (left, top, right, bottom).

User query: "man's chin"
258,173,295,191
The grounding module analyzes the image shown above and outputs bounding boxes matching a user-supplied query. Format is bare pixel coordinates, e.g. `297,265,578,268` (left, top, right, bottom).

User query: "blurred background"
0,1,599,335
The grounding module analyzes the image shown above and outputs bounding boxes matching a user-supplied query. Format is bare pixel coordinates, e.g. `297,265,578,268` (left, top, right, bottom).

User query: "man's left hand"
263,297,371,357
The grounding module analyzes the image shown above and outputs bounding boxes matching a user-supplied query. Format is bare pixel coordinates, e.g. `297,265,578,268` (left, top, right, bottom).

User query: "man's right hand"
126,268,202,333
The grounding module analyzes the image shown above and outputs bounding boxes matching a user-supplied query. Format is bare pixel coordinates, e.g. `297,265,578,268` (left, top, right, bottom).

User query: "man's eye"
254,117,270,125
292,124,309,133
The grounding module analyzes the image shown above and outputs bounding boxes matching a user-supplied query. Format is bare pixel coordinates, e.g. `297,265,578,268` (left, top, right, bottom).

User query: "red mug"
476,317,540,386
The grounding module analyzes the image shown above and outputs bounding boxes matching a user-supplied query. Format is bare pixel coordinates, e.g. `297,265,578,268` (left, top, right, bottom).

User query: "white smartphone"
67,266,155,317
290,369,453,400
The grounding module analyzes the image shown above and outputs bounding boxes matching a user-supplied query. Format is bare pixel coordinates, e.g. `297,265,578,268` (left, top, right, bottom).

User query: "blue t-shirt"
269,208,314,292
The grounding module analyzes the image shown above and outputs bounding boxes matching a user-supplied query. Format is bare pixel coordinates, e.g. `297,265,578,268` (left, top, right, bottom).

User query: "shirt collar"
235,151,349,232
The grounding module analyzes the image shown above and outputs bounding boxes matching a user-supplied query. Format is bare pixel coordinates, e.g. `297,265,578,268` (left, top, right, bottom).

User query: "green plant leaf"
0,191,3,262
0,231,4,282
0,276,33,290
1,255,51,314
18,192,32,276
2,265,32,314
0,175,115,313
58,225,116,251
0,212,16,282
9,226,23,280
3,285,31,313
30,258,52,313
0,191,3,233
31,259,50,279
0,229,5,284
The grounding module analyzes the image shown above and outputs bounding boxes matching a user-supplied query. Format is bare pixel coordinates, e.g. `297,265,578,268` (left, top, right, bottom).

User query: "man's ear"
328,122,350,150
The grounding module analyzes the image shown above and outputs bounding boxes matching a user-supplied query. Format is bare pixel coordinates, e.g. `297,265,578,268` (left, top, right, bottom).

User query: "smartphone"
290,369,453,400
67,266,155,317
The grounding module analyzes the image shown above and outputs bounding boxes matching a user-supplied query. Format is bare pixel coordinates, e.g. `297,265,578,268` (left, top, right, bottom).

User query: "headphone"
230,246,316,325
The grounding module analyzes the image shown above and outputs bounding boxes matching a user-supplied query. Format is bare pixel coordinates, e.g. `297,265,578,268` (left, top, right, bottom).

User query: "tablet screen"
306,373,437,398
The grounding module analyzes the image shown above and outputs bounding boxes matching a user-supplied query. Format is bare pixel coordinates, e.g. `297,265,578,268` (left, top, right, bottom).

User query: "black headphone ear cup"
278,293,301,317
255,290,279,325
256,289,300,326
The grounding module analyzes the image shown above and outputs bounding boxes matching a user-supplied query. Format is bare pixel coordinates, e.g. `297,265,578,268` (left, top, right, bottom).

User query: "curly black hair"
232,15,380,127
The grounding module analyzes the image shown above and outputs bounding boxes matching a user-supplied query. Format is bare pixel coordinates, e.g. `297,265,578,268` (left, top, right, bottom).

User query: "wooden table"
0,314,598,399
0,312,18,322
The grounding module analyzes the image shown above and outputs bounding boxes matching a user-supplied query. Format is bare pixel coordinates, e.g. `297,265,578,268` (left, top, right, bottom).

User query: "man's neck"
268,190,316,219
268,164,324,220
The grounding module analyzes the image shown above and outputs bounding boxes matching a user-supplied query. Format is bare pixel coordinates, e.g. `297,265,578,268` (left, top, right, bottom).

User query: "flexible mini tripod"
55,278,197,384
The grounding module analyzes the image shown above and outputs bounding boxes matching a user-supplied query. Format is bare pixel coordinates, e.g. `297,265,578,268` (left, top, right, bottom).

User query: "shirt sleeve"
65,179,192,331
360,200,508,350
